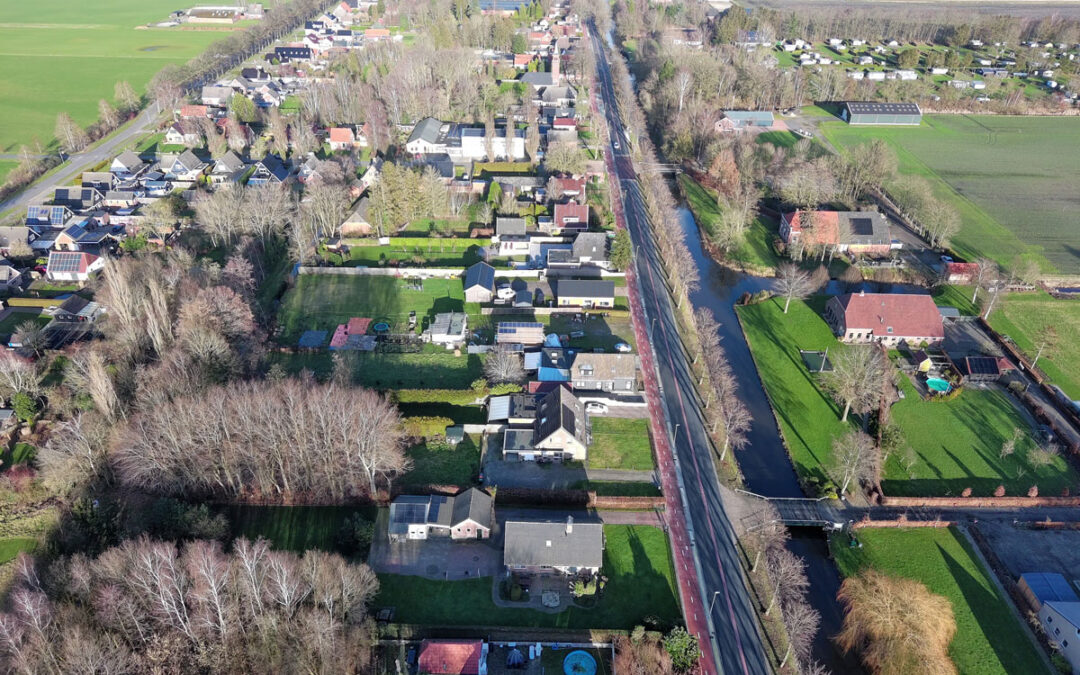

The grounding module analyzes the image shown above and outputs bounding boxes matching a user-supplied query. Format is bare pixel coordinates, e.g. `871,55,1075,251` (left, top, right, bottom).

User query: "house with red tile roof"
328,127,356,151
514,53,537,69
943,261,979,284
417,640,488,675
365,27,391,40
780,210,891,257
179,104,210,119
551,175,586,202
825,292,944,346
551,202,589,233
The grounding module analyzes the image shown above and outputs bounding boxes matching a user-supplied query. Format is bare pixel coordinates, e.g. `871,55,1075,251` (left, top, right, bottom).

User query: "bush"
1028,485,1039,498
142,499,230,542
510,583,523,601
402,416,455,438
961,487,972,497
336,512,375,556
12,392,37,424
394,389,481,405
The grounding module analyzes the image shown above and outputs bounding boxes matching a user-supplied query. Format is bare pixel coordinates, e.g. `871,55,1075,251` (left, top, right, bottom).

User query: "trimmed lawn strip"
402,435,481,487
679,175,782,273
224,504,377,555
0,310,50,337
0,537,38,565
736,297,852,487
885,377,1075,496
375,525,680,630
988,291,1080,400
267,351,485,389
587,418,655,471
832,527,1046,675
932,284,980,316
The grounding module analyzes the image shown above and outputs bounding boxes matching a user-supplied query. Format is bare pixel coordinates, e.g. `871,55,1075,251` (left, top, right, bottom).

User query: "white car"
614,342,632,353
794,128,813,138
585,402,608,414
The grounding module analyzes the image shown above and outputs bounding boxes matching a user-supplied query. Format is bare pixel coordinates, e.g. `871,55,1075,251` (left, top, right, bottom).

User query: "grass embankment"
587,418,655,471
988,290,1080,400
737,297,1076,496
375,525,680,630
678,175,782,274
819,115,1080,274
832,527,1047,675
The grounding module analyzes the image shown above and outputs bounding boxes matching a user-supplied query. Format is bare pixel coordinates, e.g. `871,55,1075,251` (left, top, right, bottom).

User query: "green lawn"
588,418,655,471
737,297,853,488
332,240,489,268
375,525,680,630
679,175,782,273
932,284,980,316
0,310,50,337
0,1,225,153
0,537,38,565
276,275,473,344
402,435,481,487
832,527,1047,675
268,350,486,389
988,291,1080,400
545,315,637,352
737,296,1077,496
224,504,377,555
885,377,1076,496
0,160,18,185
819,115,1080,274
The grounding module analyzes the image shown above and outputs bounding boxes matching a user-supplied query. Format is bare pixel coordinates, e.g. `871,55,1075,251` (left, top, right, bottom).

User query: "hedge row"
393,383,522,405
401,416,455,438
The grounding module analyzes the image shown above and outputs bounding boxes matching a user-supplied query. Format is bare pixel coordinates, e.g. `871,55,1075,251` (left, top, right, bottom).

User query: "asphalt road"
589,26,770,675
0,104,160,218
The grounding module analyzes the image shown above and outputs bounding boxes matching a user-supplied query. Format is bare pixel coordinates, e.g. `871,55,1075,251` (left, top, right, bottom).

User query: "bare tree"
999,427,1022,460
0,351,40,398
66,348,124,421
1032,325,1058,368
97,99,120,131
764,547,808,616
780,599,820,670
54,112,89,154
831,430,878,496
12,321,46,358
484,348,525,384
114,80,140,112
39,412,110,494
823,345,888,423
775,263,815,314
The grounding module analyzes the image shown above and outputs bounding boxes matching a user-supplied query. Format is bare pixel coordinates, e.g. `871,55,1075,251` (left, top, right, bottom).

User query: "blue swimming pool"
563,650,597,675
926,377,952,394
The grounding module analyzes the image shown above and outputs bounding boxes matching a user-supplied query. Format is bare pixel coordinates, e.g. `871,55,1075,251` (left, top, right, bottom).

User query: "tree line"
0,538,379,674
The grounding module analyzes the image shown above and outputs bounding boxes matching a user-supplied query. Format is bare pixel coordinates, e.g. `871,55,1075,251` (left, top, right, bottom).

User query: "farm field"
988,291,1080,401
375,525,680,629
819,114,1080,274
832,527,1046,675
736,296,1073,496
0,0,225,153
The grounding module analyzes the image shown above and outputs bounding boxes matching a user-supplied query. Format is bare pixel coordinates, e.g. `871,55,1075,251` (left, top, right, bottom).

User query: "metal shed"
842,101,922,125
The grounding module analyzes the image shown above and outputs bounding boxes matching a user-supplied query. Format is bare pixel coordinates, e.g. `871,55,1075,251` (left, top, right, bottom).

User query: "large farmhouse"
825,292,944,346
779,210,891,256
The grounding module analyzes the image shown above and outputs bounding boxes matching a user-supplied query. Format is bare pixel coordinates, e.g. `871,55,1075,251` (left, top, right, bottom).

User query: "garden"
375,525,680,630
831,527,1046,675
587,418,656,471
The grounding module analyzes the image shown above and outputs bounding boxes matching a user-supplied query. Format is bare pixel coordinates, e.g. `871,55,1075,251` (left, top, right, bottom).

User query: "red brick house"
551,202,589,233
327,127,356,151
825,292,944,346
551,175,586,202
780,210,892,257
179,104,210,119
418,640,488,675
944,261,979,284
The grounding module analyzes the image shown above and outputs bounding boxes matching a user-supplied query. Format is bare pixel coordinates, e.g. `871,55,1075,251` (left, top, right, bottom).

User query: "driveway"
368,510,502,580
481,441,657,489
943,319,1003,358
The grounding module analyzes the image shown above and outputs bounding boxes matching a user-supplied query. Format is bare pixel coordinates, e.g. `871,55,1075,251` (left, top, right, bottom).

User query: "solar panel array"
27,205,67,225
498,322,544,333
850,217,874,236
965,357,1000,376
391,501,428,524
48,252,85,274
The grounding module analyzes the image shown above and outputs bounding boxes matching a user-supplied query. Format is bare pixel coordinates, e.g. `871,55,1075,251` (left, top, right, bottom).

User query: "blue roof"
1021,573,1079,603
464,262,495,291
537,366,570,382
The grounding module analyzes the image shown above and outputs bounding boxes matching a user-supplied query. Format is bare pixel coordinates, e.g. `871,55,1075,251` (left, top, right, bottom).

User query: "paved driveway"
368,511,502,580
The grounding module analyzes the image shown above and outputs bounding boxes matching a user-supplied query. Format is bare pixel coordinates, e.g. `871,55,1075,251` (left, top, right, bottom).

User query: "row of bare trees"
0,539,378,674
114,378,408,501
694,309,750,461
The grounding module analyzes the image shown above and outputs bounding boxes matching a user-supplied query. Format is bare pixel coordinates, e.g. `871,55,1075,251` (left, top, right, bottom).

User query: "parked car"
614,342,632,353
794,128,813,138
940,255,954,263
585,402,608,414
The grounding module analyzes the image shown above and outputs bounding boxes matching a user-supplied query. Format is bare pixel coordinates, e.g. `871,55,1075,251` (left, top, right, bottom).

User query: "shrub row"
401,416,455,438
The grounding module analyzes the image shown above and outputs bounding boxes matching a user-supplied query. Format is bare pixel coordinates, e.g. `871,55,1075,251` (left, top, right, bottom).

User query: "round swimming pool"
926,377,952,394
563,650,598,675
373,322,390,333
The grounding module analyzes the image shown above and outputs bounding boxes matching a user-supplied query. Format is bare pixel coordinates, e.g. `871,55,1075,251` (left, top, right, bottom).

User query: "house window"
1055,628,1061,636
1063,640,1069,648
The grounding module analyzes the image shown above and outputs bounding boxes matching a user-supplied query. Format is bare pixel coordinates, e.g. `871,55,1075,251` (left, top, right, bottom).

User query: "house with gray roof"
110,150,146,179
464,262,496,303
503,518,604,575
570,352,637,392
570,232,609,268
495,216,529,255
555,279,615,308
387,488,493,542
210,150,249,186
426,311,468,347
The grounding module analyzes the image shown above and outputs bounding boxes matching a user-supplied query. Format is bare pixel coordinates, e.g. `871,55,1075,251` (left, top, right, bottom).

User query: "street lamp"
708,591,721,613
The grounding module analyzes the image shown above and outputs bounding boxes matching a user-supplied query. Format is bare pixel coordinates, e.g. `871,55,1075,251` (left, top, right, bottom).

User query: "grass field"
988,291,1080,400
679,175,783,273
224,504,377,555
0,160,17,185
269,350,486,389
375,525,680,630
932,284,980,316
587,418,655,471
819,115,1080,274
737,296,1075,496
884,376,1076,497
832,527,1046,675
0,309,50,337
0,1,226,153
276,275,476,344
0,537,38,565
402,435,481,487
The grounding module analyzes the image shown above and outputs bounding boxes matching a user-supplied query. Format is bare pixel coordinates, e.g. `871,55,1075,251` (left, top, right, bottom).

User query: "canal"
676,206,862,672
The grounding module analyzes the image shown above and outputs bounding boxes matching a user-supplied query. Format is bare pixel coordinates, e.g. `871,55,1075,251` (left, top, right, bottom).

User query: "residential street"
589,25,770,675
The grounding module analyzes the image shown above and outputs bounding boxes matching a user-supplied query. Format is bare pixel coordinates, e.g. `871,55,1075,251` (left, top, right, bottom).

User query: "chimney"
565,516,573,534
859,289,865,296
551,48,560,80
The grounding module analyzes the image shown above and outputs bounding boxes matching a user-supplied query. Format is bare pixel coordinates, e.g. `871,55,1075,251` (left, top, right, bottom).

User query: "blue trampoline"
373,322,390,333
563,650,597,675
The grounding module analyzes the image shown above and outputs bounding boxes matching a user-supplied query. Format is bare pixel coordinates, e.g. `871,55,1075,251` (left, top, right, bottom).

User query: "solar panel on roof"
49,253,84,273
966,357,999,375
850,218,874,236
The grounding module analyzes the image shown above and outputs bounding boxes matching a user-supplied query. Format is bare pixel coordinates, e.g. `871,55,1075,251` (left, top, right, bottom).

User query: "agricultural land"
988,290,1080,400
